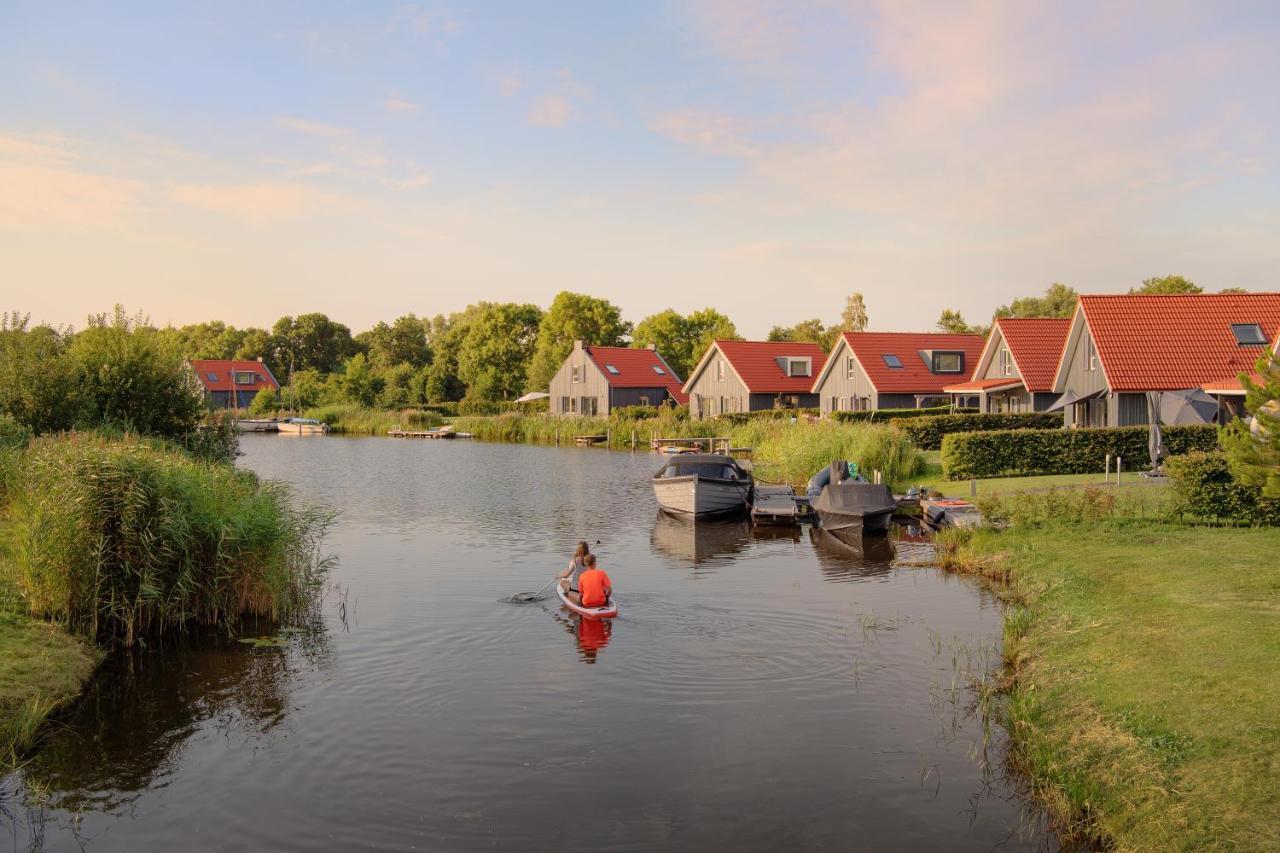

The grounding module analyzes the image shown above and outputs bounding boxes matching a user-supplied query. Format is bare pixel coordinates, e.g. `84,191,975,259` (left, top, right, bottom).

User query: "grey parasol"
1146,391,1165,470
1159,388,1219,425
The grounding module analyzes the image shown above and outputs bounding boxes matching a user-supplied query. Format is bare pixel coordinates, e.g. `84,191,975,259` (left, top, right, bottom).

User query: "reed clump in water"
303,404,443,435
6,433,333,647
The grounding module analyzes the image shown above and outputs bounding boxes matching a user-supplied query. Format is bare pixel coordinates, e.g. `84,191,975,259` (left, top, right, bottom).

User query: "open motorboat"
807,461,897,534
277,417,329,435
652,453,754,518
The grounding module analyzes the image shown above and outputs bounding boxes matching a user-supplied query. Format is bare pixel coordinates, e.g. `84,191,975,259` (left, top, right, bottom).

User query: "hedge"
831,406,975,424
941,424,1219,479
892,412,1064,450
1166,451,1280,526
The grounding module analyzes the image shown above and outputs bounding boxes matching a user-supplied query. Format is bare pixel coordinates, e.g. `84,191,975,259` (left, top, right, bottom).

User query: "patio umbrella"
1159,388,1219,425
515,391,550,403
1045,389,1081,412
1146,391,1165,470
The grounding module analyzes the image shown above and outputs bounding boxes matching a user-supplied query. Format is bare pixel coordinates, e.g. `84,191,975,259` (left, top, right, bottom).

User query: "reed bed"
5,433,334,647
304,404,443,435
449,413,925,487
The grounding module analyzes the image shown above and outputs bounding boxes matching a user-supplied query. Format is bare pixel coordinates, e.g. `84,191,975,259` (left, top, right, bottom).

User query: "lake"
2,436,1052,851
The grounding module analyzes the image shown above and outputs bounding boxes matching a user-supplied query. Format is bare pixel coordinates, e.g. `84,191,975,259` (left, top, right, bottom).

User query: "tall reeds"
5,434,333,646
303,404,443,435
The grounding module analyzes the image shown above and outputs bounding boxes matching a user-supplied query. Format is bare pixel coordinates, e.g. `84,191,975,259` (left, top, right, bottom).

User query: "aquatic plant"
303,404,443,435
5,433,334,646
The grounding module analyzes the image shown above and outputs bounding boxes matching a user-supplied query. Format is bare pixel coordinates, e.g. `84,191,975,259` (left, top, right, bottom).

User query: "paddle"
511,575,560,603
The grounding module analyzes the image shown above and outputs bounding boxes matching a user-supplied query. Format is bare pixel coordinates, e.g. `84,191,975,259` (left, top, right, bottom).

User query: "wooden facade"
547,341,682,416
682,342,821,419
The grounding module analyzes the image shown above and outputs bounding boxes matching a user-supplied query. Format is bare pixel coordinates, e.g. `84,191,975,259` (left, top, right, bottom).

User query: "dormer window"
605,364,620,375
235,371,258,385
1231,323,1267,345
882,354,904,369
787,357,811,377
931,352,963,374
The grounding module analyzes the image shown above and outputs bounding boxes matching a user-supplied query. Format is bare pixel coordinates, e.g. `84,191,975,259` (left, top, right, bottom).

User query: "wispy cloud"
275,115,351,137
526,69,589,128
383,97,421,114
388,4,461,37
650,109,755,157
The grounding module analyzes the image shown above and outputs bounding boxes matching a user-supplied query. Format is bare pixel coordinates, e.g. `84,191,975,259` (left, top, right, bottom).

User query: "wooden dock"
750,484,812,524
575,434,608,445
920,498,982,529
650,437,748,456
388,428,456,439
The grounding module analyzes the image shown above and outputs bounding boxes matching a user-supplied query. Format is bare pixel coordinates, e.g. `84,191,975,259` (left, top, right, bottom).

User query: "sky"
3,1,1279,337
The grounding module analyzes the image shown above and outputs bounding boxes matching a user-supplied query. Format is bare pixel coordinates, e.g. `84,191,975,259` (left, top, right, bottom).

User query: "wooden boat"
277,417,329,435
652,453,754,518
556,584,618,619
807,461,896,534
233,419,280,433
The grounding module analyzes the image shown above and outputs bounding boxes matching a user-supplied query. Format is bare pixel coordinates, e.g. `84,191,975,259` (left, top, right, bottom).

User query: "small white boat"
233,419,279,433
652,454,754,518
277,417,329,435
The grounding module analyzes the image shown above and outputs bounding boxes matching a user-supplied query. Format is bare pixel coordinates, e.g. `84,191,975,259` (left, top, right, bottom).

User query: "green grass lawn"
966,524,1280,851
915,450,1162,496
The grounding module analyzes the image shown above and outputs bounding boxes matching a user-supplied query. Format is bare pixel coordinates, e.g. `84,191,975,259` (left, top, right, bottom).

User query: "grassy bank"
303,404,443,435
448,413,926,486
916,450,1170,496
954,523,1280,850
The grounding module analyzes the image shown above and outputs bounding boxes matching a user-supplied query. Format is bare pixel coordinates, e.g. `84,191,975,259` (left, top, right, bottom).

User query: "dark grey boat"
807,461,897,534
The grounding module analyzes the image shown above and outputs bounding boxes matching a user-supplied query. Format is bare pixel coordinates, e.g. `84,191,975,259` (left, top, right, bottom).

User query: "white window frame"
846,356,856,379
572,364,582,383
1086,336,1097,372
787,357,812,378
716,360,726,381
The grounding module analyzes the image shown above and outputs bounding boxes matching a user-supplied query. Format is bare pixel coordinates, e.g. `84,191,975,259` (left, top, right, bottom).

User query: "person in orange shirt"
576,554,612,608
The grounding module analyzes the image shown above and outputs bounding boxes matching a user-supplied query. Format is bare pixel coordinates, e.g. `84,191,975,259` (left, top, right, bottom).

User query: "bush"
610,405,663,420
941,424,1219,480
247,388,279,417
719,408,818,425
0,414,32,451
893,412,1064,450
178,411,240,464
457,399,507,416
831,406,974,424
1166,451,1280,526
6,434,334,646
303,405,442,435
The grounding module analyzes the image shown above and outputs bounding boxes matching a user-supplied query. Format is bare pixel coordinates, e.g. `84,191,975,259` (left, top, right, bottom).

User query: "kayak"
556,584,618,619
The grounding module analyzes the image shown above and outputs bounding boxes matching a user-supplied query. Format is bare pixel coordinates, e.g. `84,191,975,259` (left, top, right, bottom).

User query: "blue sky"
3,1,1279,336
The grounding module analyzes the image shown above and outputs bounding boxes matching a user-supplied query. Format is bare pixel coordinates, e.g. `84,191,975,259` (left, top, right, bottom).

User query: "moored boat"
556,584,618,619
277,417,329,435
652,453,754,518
808,461,896,534
233,418,280,433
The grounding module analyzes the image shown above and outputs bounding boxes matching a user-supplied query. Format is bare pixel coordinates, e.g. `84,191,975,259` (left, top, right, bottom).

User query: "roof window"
652,365,666,375
606,364,620,375
882,354,903,369
787,357,812,377
206,373,219,381
931,352,964,374
1231,323,1267,346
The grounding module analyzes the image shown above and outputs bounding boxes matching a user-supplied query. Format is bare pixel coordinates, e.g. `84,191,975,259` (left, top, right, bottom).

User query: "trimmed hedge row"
831,406,975,424
941,424,1219,479
893,411,1064,450
1166,451,1280,526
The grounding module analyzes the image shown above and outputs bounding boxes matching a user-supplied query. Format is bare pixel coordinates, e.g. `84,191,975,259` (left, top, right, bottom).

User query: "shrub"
1165,451,1280,526
0,414,32,452
975,486,1174,528
247,388,279,417
178,410,240,464
719,408,819,425
6,434,334,646
304,405,442,435
457,399,507,416
831,406,974,423
893,412,1064,450
941,424,1219,480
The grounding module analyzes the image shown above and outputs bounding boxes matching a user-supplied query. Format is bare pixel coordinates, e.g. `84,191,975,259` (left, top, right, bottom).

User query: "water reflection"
550,609,614,663
807,526,895,581
649,512,752,567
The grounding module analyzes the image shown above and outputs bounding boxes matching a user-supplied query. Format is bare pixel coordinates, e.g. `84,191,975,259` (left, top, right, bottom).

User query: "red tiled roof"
835,332,985,393
1079,293,1280,392
189,359,279,392
583,346,687,403
942,378,1024,393
1202,376,1254,394
697,340,827,394
993,317,1072,392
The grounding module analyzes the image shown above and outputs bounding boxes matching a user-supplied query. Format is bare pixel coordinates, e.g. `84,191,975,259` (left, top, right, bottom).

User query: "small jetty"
651,437,750,456
750,484,813,525
388,426,465,439
575,434,608,446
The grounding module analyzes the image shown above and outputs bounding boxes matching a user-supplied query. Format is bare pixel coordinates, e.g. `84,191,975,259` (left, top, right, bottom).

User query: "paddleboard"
556,583,618,619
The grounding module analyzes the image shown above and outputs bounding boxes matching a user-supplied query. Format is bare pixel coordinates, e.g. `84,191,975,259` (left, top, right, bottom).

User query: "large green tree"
993,282,1079,319
632,308,739,380
1131,275,1202,295
768,318,835,350
0,314,78,433
936,309,987,337
423,306,483,403
837,292,869,334
271,313,356,374
456,303,544,402
525,292,631,391
355,314,432,370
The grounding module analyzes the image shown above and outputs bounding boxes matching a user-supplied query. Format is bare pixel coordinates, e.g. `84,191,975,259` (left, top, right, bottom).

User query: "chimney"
573,339,584,351
647,343,657,350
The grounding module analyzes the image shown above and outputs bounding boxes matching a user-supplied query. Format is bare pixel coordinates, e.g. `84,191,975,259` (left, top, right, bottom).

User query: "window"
605,364,620,375
1231,323,1267,345
581,397,597,416
206,372,219,382
235,371,257,385
846,356,856,379
931,352,963,374
999,348,1014,377
572,365,582,383
559,396,570,413
787,357,811,377
716,360,726,381
882,354,903,369
1085,335,1097,371
652,365,666,375
829,396,838,413
638,395,650,406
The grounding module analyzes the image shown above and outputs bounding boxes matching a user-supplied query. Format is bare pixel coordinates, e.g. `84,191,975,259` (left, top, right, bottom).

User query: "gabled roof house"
190,359,279,409
1051,293,1280,427
548,341,685,416
682,340,824,418
812,332,985,415
942,317,1072,413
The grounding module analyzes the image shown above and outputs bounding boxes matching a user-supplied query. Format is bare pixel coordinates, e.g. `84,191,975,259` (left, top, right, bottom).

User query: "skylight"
652,365,666,375
206,373,218,381
1231,323,1267,346
882,354,903,368
606,364,620,375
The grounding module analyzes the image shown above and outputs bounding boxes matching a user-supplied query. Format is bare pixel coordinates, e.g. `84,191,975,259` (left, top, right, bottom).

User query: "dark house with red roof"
811,332,985,415
189,359,280,409
943,317,1072,414
1052,293,1280,427
548,341,686,416
682,340,824,418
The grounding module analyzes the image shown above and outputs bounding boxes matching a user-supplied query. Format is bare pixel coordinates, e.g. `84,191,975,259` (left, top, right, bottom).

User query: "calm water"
3,437,1051,851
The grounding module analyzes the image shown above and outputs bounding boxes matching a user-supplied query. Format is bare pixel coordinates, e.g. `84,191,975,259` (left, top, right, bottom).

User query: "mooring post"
1117,456,1123,485
970,478,977,497
631,429,636,450
1105,453,1112,484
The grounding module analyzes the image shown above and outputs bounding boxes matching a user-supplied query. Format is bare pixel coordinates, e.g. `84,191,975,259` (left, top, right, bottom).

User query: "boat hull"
276,423,328,435
653,475,752,517
556,584,618,619
812,482,897,534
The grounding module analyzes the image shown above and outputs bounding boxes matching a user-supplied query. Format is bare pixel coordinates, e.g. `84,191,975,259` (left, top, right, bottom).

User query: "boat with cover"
807,461,897,534
277,417,329,435
652,453,754,518
556,584,618,619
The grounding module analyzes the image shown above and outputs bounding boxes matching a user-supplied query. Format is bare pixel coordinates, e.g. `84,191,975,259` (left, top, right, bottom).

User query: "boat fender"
806,467,830,499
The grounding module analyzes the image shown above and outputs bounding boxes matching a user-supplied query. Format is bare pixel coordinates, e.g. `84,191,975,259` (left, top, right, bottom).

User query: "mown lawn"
915,450,1162,496
967,524,1280,850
